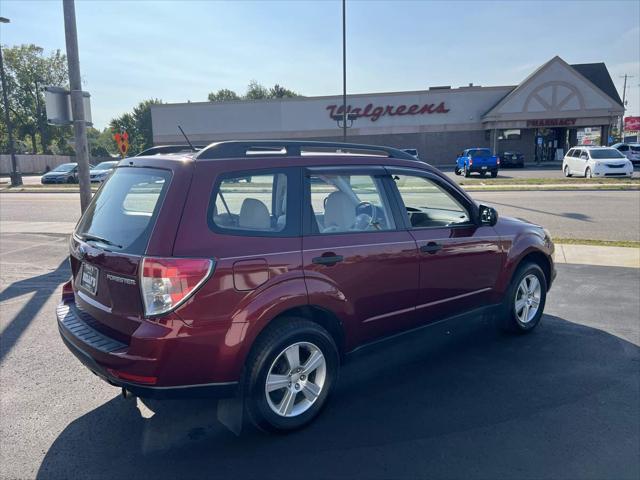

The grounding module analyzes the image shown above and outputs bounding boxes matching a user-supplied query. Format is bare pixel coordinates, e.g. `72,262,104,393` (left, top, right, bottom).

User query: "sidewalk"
555,243,640,269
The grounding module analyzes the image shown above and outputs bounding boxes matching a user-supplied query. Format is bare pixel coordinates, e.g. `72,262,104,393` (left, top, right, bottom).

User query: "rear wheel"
501,262,547,333
244,318,339,432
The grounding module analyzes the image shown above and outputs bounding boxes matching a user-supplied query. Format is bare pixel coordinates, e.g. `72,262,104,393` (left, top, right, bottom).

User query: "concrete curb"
555,244,640,269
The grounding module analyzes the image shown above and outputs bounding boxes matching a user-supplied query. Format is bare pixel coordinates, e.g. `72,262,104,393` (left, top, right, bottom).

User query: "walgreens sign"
326,102,450,122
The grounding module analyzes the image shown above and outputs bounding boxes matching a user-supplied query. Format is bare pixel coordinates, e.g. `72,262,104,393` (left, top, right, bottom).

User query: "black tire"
585,167,592,179
464,166,470,178
244,318,339,433
480,171,486,177
500,262,547,333
454,167,461,176
490,170,498,178
564,165,572,177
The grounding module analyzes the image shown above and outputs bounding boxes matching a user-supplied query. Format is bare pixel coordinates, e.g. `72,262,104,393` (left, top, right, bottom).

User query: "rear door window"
307,173,396,234
75,167,171,254
210,170,295,236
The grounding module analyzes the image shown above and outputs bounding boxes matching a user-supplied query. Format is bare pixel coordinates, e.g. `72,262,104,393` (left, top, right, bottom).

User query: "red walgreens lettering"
326,102,449,122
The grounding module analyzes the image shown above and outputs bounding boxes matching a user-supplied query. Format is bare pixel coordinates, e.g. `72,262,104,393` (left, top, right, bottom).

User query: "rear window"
75,167,171,254
470,149,491,158
631,146,640,152
589,149,625,159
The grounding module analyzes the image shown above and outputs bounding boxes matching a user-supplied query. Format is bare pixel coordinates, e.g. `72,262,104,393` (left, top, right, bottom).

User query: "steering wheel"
355,201,379,230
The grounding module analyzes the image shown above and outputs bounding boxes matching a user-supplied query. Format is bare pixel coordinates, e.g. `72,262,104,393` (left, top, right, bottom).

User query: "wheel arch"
514,249,552,291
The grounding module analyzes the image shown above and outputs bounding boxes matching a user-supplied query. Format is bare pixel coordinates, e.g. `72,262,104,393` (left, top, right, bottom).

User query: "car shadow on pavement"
484,200,593,223
37,313,639,480
0,259,69,363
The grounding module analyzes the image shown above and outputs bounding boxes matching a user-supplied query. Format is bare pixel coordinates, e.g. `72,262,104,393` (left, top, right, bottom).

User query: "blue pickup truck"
455,148,500,177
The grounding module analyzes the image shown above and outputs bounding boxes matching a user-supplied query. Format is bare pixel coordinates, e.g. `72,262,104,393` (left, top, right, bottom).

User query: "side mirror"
478,204,498,226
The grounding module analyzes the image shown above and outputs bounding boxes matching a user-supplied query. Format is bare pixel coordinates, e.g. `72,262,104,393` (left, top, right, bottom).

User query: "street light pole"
0,17,23,186
62,0,92,213
342,0,347,142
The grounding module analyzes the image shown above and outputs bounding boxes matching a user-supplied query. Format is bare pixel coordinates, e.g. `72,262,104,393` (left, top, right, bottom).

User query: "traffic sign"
114,131,129,158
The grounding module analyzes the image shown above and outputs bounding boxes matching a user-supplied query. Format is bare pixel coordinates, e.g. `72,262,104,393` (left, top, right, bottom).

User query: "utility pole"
63,0,91,212
342,0,347,142
619,74,634,141
0,17,22,186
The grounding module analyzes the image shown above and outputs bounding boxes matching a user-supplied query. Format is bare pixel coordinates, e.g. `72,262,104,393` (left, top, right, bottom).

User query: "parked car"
89,160,119,183
455,148,500,177
41,162,93,184
497,151,524,168
562,146,634,178
402,148,419,159
611,142,640,166
57,140,555,433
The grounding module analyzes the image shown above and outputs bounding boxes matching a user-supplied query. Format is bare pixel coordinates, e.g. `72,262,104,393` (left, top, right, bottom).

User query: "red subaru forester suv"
58,141,555,432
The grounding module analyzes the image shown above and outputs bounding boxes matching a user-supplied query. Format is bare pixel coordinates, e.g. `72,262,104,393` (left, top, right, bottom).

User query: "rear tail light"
140,257,214,317
62,279,74,302
496,157,501,165
469,158,473,165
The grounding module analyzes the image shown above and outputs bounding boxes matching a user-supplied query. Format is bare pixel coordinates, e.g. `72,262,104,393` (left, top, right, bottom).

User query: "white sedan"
562,146,634,178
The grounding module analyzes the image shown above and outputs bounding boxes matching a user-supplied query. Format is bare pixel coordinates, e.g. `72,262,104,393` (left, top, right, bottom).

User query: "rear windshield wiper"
80,233,123,249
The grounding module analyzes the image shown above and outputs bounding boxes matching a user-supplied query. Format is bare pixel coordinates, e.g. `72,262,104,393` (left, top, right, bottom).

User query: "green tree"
0,44,69,153
244,80,271,100
109,99,162,156
207,88,240,102
269,83,299,99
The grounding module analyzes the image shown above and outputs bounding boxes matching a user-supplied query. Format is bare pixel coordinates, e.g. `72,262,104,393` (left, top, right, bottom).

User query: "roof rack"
194,140,418,161
136,145,204,156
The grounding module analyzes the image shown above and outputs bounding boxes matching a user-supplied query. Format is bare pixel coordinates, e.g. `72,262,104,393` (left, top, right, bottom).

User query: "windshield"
94,161,117,170
52,163,76,172
589,149,626,159
470,149,492,158
75,167,172,253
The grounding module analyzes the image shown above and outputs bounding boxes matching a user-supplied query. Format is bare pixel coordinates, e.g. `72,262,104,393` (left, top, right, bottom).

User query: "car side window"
566,149,574,157
580,152,589,160
618,145,629,151
307,173,395,234
573,149,581,158
393,175,471,228
212,172,288,233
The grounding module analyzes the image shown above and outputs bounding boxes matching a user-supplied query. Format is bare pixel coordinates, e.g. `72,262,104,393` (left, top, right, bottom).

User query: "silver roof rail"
194,140,418,161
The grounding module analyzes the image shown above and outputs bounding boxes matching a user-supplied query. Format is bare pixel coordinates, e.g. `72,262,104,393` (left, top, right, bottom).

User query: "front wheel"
501,263,547,333
244,318,339,432
564,165,572,177
585,167,592,179
454,167,461,176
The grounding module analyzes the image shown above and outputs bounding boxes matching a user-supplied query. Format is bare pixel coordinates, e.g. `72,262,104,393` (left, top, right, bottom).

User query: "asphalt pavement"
0,200,639,479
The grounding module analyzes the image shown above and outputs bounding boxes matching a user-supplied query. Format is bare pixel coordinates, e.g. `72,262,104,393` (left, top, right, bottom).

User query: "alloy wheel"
514,274,542,324
265,341,327,417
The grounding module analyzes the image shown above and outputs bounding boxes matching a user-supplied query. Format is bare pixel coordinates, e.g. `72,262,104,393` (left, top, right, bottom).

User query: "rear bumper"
469,166,498,172
56,301,238,399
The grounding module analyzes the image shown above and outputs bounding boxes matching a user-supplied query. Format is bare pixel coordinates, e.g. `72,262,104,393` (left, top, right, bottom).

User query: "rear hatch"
69,163,189,343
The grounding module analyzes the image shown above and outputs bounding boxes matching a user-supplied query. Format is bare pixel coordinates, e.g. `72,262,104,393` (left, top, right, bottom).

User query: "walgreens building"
151,57,623,166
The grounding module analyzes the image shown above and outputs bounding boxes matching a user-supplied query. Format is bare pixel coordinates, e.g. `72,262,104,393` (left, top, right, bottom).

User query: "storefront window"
498,129,522,140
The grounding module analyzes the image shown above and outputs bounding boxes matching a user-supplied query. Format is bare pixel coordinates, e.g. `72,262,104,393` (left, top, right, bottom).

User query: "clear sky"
1,0,639,129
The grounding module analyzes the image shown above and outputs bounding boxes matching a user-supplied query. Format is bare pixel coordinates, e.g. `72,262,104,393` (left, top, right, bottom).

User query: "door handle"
312,254,344,266
420,242,442,254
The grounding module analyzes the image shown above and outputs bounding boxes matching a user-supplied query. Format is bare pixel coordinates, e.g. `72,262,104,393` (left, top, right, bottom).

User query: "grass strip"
554,238,640,248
